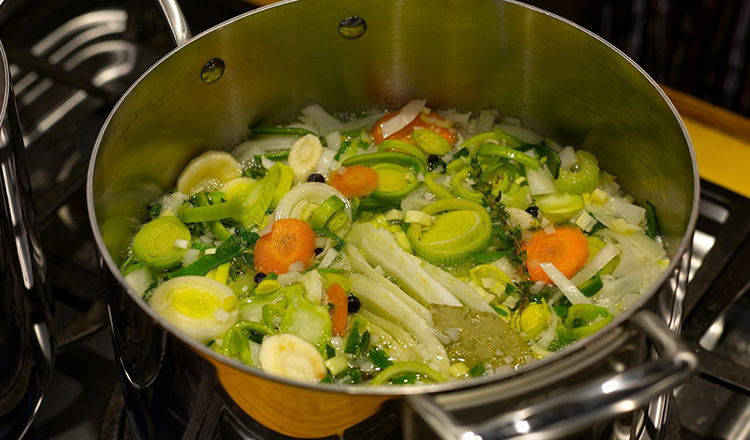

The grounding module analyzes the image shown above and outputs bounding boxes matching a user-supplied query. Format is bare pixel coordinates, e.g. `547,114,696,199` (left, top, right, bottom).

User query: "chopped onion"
233,136,299,162
325,131,341,152
204,248,217,255
526,167,557,195
558,146,578,170
277,270,303,286
314,147,337,176
570,243,620,285
123,266,153,296
474,109,498,134
300,104,341,135
543,224,556,235
604,197,647,227
380,100,426,139
540,262,590,305
173,238,188,249
261,155,276,170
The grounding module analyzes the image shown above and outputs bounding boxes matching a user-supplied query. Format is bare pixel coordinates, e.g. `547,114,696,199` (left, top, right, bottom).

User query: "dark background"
525,0,750,117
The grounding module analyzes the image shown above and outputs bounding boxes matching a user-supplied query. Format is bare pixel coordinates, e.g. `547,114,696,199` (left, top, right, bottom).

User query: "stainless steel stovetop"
2,1,749,439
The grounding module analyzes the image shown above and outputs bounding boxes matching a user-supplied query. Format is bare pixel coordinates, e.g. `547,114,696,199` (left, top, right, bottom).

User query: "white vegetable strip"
123,266,153,296
324,131,341,152
419,262,495,313
540,263,591,305
349,273,449,374
570,243,620,286
380,100,426,139
347,223,462,306
345,245,433,324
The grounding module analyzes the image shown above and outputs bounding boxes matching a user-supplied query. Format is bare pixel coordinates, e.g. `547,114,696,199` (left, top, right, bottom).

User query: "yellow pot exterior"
205,355,393,438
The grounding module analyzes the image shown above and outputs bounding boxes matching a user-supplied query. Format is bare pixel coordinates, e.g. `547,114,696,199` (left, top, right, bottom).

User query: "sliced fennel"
347,223,461,307
345,245,433,324
349,273,450,374
148,276,239,342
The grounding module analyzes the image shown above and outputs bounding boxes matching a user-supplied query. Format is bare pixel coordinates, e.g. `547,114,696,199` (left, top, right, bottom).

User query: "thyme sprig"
469,156,532,298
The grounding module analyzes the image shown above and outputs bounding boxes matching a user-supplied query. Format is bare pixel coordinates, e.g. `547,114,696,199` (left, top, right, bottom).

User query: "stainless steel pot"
86,1,700,438
0,40,55,439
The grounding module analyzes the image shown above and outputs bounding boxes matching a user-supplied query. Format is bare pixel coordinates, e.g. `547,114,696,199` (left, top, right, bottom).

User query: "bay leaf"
429,304,531,368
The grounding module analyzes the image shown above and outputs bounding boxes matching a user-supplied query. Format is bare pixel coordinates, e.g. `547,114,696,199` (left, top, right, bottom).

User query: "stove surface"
2,1,750,439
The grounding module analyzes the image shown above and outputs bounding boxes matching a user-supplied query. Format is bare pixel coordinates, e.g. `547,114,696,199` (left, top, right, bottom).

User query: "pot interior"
88,0,697,392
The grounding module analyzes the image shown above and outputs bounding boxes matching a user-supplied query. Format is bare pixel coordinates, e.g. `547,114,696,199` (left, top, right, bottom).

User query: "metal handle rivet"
201,58,225,84
339,16,366,39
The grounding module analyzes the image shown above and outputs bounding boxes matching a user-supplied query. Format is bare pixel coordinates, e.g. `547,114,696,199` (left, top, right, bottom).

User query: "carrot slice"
253,218,316,275
327,283,348,336
371,110,457,146
522,227,589,284
328,165,380,198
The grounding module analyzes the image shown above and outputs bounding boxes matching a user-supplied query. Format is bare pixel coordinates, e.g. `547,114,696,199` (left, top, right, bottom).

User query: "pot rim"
86,0,700,397
1,41,9,129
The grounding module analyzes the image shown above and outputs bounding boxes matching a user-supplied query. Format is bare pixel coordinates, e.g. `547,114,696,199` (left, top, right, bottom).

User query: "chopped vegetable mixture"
121,101,669,385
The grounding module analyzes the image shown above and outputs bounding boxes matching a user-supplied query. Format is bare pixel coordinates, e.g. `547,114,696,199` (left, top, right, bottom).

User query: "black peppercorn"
254,272,267,283
307,173,325,183
347,295,361,313
314,247,324,255
526,206,539,218
427,154,440,165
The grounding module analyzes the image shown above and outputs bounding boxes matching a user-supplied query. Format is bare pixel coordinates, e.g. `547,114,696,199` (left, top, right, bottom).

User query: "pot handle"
405,310,698,440
153,0,192,47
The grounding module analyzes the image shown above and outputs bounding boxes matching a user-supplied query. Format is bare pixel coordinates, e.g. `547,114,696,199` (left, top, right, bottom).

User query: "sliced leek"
406,199,492,265
148,276,239,342
133,216,191,271
272,182,352,223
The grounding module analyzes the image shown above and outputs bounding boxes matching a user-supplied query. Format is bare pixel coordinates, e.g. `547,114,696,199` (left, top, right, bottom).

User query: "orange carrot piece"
371,110,457,145
327,283,348,336
328,165,380,198
253,218,316,275
522,227,589,284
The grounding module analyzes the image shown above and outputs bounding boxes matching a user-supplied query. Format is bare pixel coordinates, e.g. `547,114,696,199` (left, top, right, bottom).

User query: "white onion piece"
380,99,426,139
474,109,498,134
540,263,590,305
558,146,578,171
325,131,341,152
272,182,352,222
277,270,303,286
604,197,647,227
298,269,323,304
233,136,299,162
570,243,620,286
314,147,337,176
300,104,341,135
526,167,557,195
123,266,153,297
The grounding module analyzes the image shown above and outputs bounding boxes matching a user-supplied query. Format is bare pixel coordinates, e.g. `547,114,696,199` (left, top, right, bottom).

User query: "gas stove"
2,1,749,439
